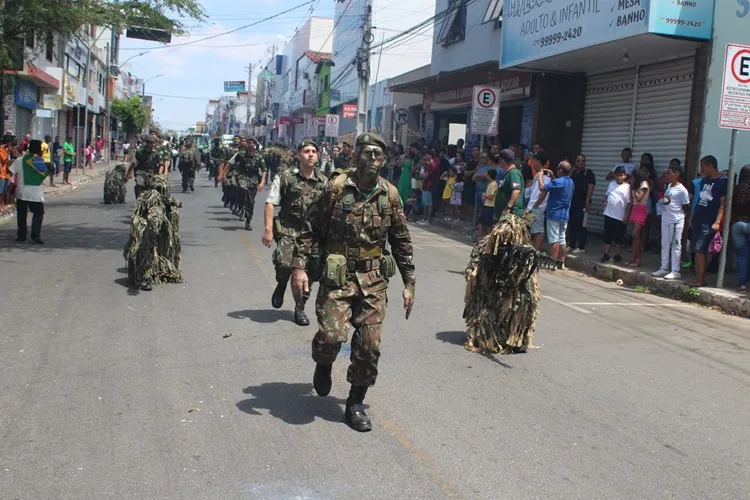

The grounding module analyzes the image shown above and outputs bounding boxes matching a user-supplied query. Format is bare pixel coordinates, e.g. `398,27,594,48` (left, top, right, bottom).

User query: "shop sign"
43,94,62,110
86,94,97,113
719,43,750,130
291,116,304,124
383,89,393,106
342,104,357,119
14,79,38,110
501,0,649,68
278,116,291,126
649,0,714,40
64,83,77,106
36,109,54,119
424,113,435,144
423,73,531,112
470,86,500,136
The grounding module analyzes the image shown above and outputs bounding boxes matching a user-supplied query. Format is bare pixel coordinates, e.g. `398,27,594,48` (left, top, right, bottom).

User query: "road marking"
543,295,593,314
569,302,694,307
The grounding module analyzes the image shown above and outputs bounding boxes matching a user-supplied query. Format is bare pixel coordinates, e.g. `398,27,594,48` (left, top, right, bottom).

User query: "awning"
389,61,500,94
6,64,60,89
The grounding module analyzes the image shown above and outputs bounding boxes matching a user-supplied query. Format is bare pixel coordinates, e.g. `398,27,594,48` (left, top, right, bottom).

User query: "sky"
120,0,339,133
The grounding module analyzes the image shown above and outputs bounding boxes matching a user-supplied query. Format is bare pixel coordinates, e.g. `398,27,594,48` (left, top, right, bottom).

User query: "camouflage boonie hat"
297,139,318,151
356,132,386,152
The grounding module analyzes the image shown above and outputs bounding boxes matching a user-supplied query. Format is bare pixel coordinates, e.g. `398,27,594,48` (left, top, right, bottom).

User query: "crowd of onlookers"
376,137,750,293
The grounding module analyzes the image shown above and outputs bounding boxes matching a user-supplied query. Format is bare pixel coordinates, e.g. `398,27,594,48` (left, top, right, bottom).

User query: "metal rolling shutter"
632,57,693,172
58,111,68,144
580,68,636,235
15,107,32,138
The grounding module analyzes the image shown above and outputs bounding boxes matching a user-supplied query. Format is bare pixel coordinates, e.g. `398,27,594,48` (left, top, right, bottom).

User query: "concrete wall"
700,2,750,168
430,0,502,75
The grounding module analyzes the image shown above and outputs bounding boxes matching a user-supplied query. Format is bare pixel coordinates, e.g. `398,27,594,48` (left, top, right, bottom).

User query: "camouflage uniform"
329,151,354,180
222,144,240,210
131,146,162,199
294,140,415,388
230,146,267,229
179,142,201,192
209,140,227,187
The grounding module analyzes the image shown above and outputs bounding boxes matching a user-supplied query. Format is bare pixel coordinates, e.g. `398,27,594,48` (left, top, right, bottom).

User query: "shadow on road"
1,222,128,251
228,309,295,323
445,270,464,275
209,217,237,222
113,277,140,296
435,331,466,346
236,382,347,425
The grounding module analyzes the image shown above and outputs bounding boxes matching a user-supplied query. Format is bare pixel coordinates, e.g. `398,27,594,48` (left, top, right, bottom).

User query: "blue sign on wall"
501,0,650,68
14,79,38,110
649,0,714,39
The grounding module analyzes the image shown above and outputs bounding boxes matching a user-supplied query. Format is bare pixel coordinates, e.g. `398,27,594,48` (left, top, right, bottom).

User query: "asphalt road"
1,170,748,500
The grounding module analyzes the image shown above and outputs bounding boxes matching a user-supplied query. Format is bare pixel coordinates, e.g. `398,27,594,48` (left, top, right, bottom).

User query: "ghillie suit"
103,164,127,204
463,214,558,354
123,174,184,290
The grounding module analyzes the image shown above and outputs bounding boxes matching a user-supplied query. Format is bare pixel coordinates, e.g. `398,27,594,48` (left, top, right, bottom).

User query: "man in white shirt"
10,140,48,244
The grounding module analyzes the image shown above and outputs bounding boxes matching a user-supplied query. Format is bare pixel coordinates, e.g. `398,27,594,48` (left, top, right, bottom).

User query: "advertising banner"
649,0,714,40
343,104,358,119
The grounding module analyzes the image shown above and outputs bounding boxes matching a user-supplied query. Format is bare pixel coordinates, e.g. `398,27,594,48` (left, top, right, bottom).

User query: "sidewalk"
0,161,118,224
417,215,750,319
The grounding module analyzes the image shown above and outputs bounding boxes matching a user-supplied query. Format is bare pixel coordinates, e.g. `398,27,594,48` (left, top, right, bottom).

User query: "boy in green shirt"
62,136,75,185
494,148,525,220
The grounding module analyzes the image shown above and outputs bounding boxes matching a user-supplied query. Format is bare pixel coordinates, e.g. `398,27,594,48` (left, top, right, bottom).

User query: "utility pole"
246,63,253,135
356,0,373,136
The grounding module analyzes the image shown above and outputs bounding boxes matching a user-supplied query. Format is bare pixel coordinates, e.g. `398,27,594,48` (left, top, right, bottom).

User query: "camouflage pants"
313,274,387,387
181,165,196,189
237,185,258,221
273,233,321,284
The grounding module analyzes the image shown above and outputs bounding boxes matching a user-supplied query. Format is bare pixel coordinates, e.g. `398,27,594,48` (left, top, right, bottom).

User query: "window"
482,0,503,25
436,0,467,46
45,32,54,62
25,30,35,49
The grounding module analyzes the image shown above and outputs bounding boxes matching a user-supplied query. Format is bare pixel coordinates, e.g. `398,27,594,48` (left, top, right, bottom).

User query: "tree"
111,96,149,140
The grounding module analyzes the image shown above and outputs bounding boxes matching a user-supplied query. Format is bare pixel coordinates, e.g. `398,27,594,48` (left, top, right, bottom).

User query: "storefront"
500,0,715,233
390,62,532,149
13,78,37,137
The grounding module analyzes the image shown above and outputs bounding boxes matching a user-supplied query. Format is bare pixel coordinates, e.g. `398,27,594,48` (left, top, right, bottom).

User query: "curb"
0,165,111,225
420,217,750,319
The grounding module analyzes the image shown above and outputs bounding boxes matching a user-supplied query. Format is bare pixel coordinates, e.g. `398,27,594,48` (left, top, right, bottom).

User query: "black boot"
294,301,309,326
271,281,287,309
313,363,332,396
344,385,372,432
245,218,252,231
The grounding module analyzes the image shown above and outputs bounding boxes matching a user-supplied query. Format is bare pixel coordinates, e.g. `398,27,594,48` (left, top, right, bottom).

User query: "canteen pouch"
273,217,282,241
324,254,348,288
380,252,397,279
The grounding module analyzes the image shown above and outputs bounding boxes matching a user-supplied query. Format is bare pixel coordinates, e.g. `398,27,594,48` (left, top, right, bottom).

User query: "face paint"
356,145,384,181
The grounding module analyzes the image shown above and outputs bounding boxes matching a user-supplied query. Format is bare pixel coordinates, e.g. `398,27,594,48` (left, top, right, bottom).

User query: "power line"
118,0,317,51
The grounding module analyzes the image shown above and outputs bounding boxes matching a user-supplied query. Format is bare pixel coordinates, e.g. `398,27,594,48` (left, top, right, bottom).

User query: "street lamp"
141,74,164,97
109,51,149,76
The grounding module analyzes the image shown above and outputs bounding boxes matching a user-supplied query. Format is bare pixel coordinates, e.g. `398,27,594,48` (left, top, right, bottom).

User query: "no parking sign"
720,43,750,130
325,114,339,137
470,86,500,136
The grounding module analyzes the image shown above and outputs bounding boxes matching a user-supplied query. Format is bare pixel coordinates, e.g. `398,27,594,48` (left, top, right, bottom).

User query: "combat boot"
313,363,332,396
245,218,252,231
344,385,372,432
294,301,309,326
271,281,287,309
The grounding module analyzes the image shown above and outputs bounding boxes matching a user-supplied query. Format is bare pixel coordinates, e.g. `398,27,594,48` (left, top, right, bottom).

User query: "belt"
327,243,382,259
348,259,381,273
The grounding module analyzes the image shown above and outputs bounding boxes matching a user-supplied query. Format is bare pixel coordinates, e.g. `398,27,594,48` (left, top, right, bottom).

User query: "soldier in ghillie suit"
125,136,164,199
123,143,183,292
103,163,128,204
291,133,415,432
262,139,328,326
178,137,201,193
329,140,354,180
463,213,558,354
227,136,267,230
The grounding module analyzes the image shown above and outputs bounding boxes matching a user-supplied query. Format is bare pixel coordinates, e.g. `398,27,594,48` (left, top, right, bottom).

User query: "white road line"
570,302,694,307
544,295,593,314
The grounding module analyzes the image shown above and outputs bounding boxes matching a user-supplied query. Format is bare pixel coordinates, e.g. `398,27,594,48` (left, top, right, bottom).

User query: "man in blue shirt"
690,155,727,287
537,160,574,268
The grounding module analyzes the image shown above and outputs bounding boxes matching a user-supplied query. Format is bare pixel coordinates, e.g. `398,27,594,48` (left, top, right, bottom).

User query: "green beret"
297,139,318,151
356,132,386,151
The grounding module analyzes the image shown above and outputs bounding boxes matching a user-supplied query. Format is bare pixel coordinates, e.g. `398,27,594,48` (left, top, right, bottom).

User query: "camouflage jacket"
155,144,171,163
330,152,354,180
231,150,267,185
210,144,229,163
132,148,162,174
268,166,328,232
179,144,201,166
293,174,415,287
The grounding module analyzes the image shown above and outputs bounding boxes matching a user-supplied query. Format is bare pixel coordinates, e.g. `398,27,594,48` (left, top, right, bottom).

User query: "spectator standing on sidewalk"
463,146,479,221
730,165,750,292
479,168,498,238
652,164,690,280
602,166,631,263
19,133,30,153
606,147,636,180
95,136,104,163
0,134,13,214
9,140,48,244
526,153,551,250
567,154,595,254
418,151,438,225
62,136,74,184
493,148,526,221
537,161,574,267
52,136,62,186
42,135,54,187
690,155,727,287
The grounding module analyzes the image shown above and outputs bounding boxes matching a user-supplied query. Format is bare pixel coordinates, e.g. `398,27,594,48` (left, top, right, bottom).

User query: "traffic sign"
325,114,340,137
470,86,500,136
719,43,750,130
394,108,409,126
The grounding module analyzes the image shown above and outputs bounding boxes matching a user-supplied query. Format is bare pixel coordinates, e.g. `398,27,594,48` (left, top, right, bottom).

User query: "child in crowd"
479,169,498,238
628,172,650,267
602,166,631,263
450,171,464,221
441,167,457,220
652,164,690,280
